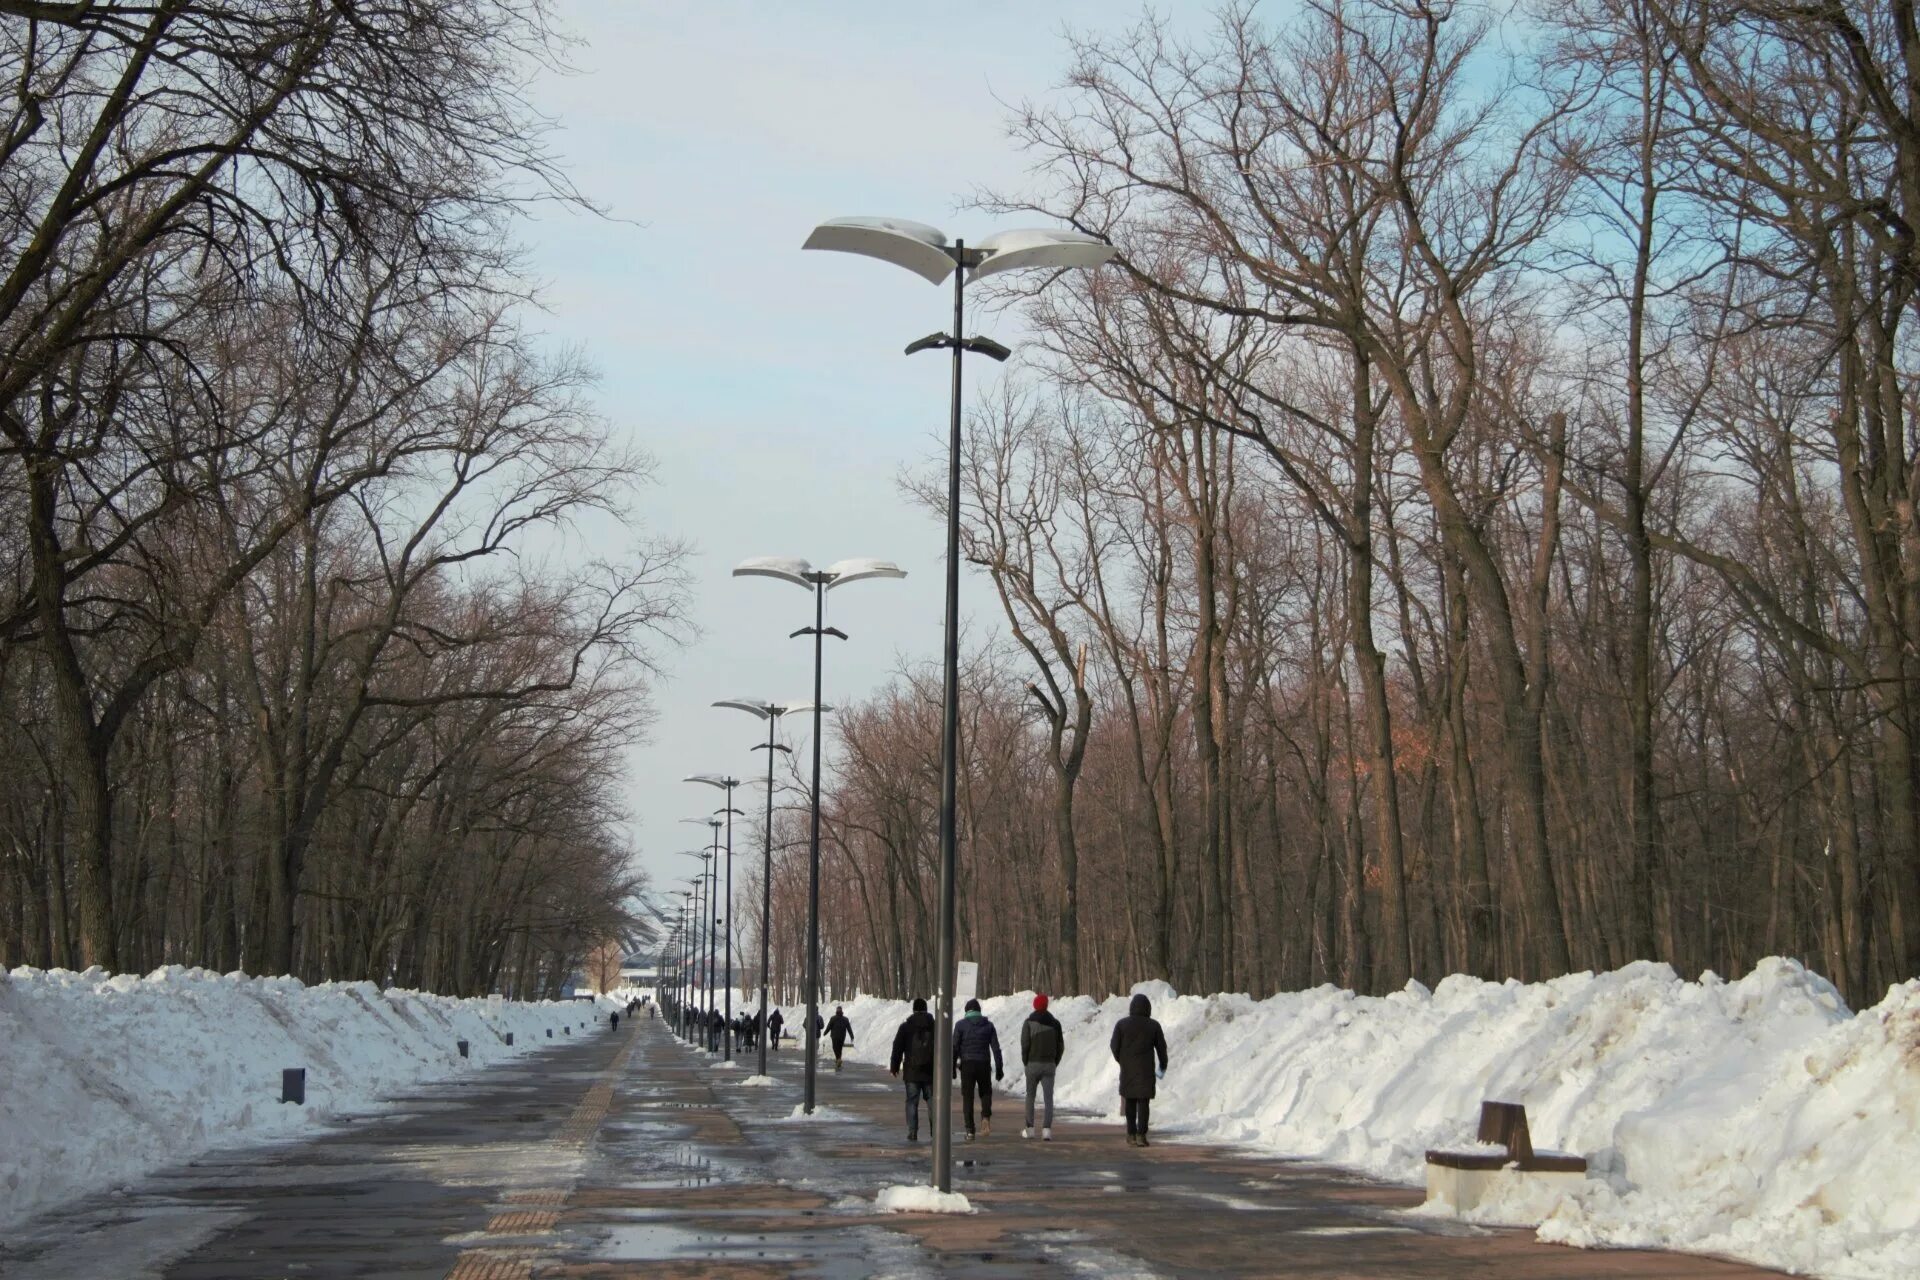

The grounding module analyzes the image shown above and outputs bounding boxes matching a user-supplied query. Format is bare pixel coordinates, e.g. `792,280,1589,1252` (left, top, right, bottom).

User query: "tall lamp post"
686,776,744,1059
734,558,904,1113
804,217,1113,1190
714,697,818,1079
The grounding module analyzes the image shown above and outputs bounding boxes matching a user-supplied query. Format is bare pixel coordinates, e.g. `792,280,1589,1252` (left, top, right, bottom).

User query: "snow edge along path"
827,958,1920,1280
0,965,613,1233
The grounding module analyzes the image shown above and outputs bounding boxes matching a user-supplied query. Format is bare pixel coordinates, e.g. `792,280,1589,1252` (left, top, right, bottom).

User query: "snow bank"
832,960,1920,1278
876,1184,974,1214
0,966,606,1232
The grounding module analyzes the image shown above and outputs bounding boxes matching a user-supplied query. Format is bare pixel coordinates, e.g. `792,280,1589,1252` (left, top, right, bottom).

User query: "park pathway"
0,1015,1788,1278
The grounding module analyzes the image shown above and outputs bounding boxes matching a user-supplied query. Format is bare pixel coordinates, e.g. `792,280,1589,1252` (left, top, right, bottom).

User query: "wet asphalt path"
0,1015,1788,1278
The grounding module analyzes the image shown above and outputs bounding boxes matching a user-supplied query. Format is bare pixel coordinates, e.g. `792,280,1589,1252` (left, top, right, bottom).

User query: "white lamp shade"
825,557,907,588
733,555,815,589
803,217,957,285
684,773,737,789
713,697,777,719
970,228,1116,281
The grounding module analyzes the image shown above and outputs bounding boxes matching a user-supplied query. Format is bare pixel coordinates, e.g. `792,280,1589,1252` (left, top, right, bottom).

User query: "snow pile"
0,966,602,1232
832,960,1920,1278
876,1184,974,1214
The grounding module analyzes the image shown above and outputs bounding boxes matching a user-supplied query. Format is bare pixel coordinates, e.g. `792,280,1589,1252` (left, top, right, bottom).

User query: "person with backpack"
1020,993,1065,1140
826,1006,855,1071
888,998,938,1142
951,997,1004,1141
1109,992,1169,1147
768,1007,784,1051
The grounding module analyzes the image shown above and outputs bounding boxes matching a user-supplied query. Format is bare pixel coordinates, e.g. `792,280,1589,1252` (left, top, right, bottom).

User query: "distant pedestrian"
826,1006,854,1070
889,997,938,1143
610,1011,620,1031
1021,993,1064,1141
769,1007,785,1050
1109,992,1168,1147
952,998,1004,1140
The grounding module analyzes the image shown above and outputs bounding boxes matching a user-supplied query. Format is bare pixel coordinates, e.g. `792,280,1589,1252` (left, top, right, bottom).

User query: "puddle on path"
593,1219,812,1267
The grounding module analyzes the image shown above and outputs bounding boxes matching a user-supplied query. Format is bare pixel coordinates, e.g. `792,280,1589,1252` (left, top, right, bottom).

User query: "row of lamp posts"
661,216,1112,1196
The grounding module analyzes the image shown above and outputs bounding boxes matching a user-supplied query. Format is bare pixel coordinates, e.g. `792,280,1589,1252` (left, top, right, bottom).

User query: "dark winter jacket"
1109,993,1169,1100
826,1012,854,1047
952,1012,1004,1073
1021,1010,1065,1068
768,1011,785,1038
890,1010,938,1084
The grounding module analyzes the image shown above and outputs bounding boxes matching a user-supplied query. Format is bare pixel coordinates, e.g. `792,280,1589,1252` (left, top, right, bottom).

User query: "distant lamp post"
686,775,744,1059
715,697,822,1079
804,217,1114,1191
677,852,712,1043
680,819,725,1051
734,556,904,1112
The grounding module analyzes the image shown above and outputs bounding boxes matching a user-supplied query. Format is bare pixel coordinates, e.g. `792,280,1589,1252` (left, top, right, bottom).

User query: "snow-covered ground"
830,960,1920,1279
0,966,610,1233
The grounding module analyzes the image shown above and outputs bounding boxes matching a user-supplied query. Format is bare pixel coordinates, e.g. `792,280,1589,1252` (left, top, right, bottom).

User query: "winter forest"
0,1,691,995
7,0,1920,1016
765,0,1920,1011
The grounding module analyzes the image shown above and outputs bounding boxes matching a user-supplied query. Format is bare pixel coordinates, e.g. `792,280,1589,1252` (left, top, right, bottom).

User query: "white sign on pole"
954,960,978,1006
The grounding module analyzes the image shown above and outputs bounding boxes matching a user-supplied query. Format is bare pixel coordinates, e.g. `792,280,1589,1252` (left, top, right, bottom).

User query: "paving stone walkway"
0,1015,1789,1278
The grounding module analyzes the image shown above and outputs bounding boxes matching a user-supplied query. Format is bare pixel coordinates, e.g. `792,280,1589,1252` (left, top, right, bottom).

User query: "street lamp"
734,556,904,1113
681,817,726,1053
677,852,712,1045
686,775,744,1059
804,217,1114,1190
714,697,822,1079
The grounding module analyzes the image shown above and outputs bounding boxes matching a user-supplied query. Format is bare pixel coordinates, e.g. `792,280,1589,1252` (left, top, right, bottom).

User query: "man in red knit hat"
1020,993,1065,1140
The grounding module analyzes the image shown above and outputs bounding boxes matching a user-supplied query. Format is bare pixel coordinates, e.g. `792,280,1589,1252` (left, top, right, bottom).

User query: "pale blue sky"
518,2,1189,918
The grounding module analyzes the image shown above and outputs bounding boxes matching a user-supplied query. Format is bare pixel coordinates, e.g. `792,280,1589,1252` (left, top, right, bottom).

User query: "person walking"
826,1006,855,1071
951,997,1004,1141
888,998,938,1143
1109,992,1169,1147
1020,993,1065,1141
610,1010,620,1032
768,1007,784,1051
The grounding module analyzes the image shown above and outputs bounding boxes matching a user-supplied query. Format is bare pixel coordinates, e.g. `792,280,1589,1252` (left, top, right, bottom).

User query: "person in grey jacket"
1109,992,1169,1146
951,998,1004,1140
1020,993,1065,1140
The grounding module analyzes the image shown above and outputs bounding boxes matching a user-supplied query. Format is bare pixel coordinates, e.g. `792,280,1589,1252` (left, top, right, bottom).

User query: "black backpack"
906,1020,935,1074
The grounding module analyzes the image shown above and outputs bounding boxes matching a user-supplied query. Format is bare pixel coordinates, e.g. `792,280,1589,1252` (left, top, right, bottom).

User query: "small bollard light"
457,1039,469,1059
504,1032,514,1046
282,1068,306,1105
546,1029,552,1038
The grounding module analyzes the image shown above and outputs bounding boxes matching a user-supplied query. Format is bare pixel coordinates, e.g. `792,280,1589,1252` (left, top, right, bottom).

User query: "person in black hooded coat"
1108,992,1169,1146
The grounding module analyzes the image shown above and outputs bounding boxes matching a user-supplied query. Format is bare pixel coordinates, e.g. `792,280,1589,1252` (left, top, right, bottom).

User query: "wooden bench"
1425,1100,1587,1174
1424,1101,1587,1214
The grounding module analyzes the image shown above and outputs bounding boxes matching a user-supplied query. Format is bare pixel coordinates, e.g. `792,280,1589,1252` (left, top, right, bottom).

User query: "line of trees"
773,0,1920,1008
0,1,684,994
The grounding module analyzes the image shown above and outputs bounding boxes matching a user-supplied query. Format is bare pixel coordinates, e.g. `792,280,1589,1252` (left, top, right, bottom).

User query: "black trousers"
959,1061,994,1132
1124,1097,1152,1135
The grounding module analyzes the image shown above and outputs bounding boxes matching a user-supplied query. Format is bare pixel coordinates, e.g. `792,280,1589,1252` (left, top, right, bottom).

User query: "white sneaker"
1022,1127,1033,1139
1042,1127,1052,1141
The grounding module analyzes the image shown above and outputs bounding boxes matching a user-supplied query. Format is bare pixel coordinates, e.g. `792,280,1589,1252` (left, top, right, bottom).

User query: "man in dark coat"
1020,993,1065,1140
826,1006,855,1071
951,997,1004,1140
768,1007,784,1050
1109,992,1169,1146
888,998,938,1142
